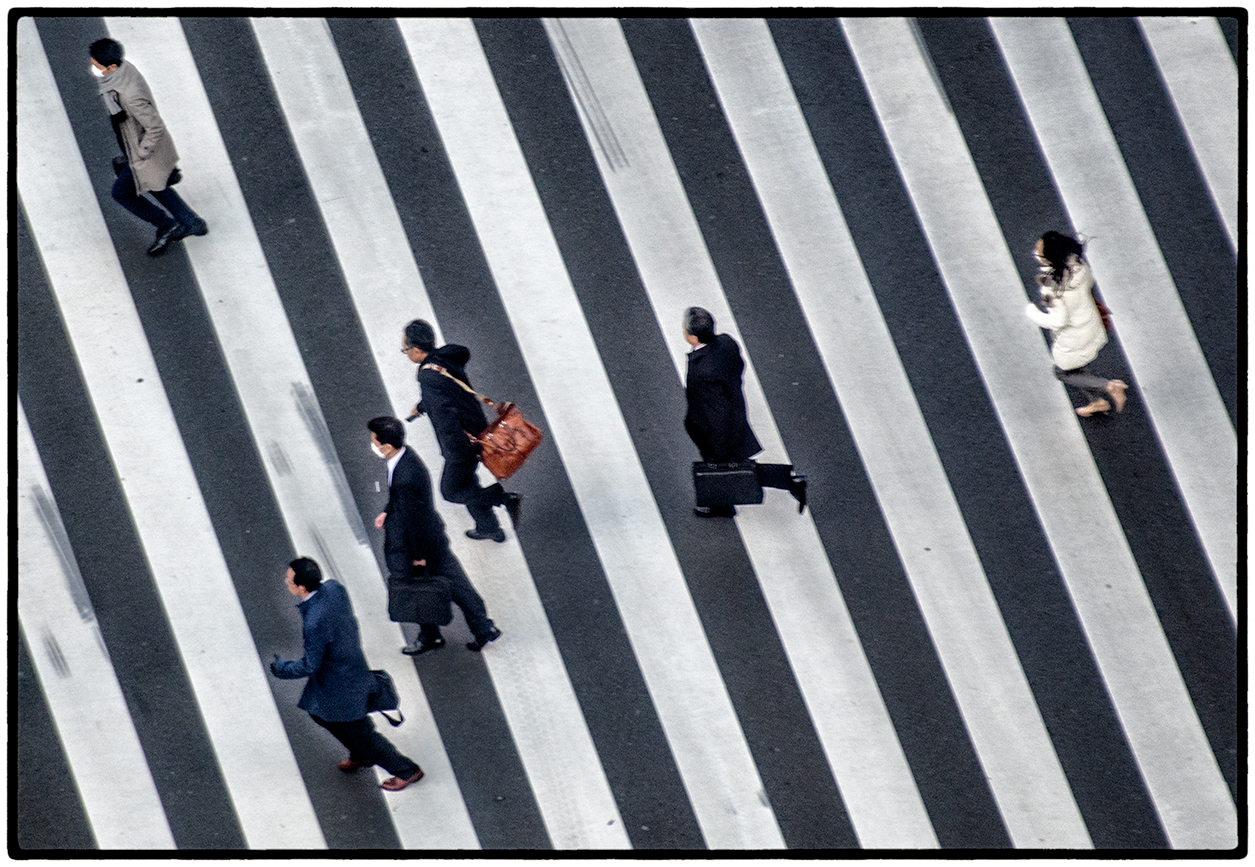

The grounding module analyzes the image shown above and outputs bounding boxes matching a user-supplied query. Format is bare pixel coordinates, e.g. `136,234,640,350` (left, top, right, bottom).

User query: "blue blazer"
272,580,376,722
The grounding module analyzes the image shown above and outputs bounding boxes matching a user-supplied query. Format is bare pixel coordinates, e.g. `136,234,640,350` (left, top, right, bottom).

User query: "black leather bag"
693,461,764,508
387,568,452,626
366,669,403,726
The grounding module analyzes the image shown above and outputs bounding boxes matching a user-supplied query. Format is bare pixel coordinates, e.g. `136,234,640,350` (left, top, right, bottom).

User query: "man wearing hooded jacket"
89,37,207,255
403,319,521,543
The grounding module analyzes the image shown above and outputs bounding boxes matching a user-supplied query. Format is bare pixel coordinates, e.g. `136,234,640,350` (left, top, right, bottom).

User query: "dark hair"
89,38,124,68
1038,231,1085,281
289,556,322,591
684,306,716,343
368,415,406,449
404,319,437,353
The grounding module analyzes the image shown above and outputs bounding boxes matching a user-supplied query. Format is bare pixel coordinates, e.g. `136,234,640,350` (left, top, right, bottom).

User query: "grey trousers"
1054,363,1109,405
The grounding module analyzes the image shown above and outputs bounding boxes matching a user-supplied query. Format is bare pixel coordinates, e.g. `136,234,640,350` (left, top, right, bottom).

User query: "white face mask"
90,64,106,78
371,442,387,459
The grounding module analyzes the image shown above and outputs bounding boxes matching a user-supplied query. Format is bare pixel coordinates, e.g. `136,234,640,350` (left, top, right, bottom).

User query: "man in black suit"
683,306,807,517
270,557,424,791
402,320,521,543
369,416,502,654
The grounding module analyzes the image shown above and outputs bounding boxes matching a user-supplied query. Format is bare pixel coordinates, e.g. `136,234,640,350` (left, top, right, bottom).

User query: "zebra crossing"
15,15,1238,852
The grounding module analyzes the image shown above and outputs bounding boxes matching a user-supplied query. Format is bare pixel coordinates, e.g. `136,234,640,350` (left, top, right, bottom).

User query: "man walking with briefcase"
369,416,502,655
269,557,424,791
683,306,807,517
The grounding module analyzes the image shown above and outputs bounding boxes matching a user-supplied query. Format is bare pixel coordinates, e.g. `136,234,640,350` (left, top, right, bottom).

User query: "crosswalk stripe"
100,15,479,849
546,16,936,849
16,402,175,850
249,15,628,849
842,16,1235,850
399,17,785,849
693,17,1094,848
1137,17,1238,253
989,17,1237,627
15,17,325,849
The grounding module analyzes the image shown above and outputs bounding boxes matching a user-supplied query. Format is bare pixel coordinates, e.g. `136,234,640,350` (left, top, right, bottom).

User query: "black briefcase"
366,669,404,726
387,569,453,626
693,461,764,508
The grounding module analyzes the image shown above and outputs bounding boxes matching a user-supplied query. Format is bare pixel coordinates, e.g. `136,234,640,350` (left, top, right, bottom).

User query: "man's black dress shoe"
184,217,209,236
467,626,502,652
147,222,187,256
694,505,736,517
401,637,445,656
504,493,523,528
789,474,808,514
466,528,506,543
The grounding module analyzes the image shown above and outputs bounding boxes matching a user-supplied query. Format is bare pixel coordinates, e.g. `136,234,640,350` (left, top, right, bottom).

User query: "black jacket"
416,345,490,460
383,447,451,578
684,333,763,462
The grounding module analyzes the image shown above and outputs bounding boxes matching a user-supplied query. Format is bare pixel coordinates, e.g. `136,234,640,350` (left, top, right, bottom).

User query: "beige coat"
1024,255,1107,371
99,61,178,195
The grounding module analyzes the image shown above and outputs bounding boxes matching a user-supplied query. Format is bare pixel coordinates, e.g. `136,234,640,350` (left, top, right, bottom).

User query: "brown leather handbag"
423,364,543,480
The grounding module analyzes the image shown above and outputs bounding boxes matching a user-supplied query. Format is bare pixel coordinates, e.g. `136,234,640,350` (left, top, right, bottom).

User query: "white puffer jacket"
1024,255,1106,371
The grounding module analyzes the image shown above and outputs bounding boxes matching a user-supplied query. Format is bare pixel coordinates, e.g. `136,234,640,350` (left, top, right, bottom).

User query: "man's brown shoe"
381,768,425,791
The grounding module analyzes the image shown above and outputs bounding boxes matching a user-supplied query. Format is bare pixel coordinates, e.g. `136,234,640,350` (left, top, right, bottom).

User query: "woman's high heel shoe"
1106,380,1128,412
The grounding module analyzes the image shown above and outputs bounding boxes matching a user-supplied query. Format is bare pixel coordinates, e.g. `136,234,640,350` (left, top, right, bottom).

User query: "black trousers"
418,551,495,644
440,452,507,533
754,462,794,491
111,164,201,230
310,714,419,778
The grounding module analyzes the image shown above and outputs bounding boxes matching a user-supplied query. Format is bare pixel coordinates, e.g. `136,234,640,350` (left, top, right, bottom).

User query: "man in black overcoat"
683,306,807,517
402,320,521,543
369,416,502,654
270,557,424,791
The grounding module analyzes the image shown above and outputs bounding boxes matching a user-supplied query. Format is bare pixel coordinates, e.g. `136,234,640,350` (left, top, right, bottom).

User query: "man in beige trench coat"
90,37,208,255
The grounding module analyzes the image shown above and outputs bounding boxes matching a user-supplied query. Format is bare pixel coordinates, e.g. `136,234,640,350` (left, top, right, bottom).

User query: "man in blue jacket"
270,557,424,791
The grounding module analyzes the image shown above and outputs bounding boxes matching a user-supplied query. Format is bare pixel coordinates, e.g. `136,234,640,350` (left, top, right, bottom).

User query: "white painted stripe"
842,17,1235,850
17,402,176,850
544,17,936,849
398,17,784,849
16,17,324,849
1138,16,1238,252
101,16,476,850
693,17,1090,848
990,17,1237,626
248,15,627,850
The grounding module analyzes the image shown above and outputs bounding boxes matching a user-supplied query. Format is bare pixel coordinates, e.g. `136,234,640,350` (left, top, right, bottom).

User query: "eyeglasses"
400,346,414,354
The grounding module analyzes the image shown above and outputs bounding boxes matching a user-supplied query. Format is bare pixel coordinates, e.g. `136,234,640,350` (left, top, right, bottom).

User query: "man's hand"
411,559,426,567
375,512,387,529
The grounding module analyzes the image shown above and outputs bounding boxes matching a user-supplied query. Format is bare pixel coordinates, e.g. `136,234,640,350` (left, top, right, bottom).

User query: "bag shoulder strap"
420,363,495,408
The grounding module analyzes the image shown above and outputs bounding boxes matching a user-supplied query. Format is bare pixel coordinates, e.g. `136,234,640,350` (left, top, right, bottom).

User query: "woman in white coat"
1025,231,1128,417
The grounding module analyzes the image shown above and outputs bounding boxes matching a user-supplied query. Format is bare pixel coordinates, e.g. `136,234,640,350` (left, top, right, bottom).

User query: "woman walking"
1025,231,1128,417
